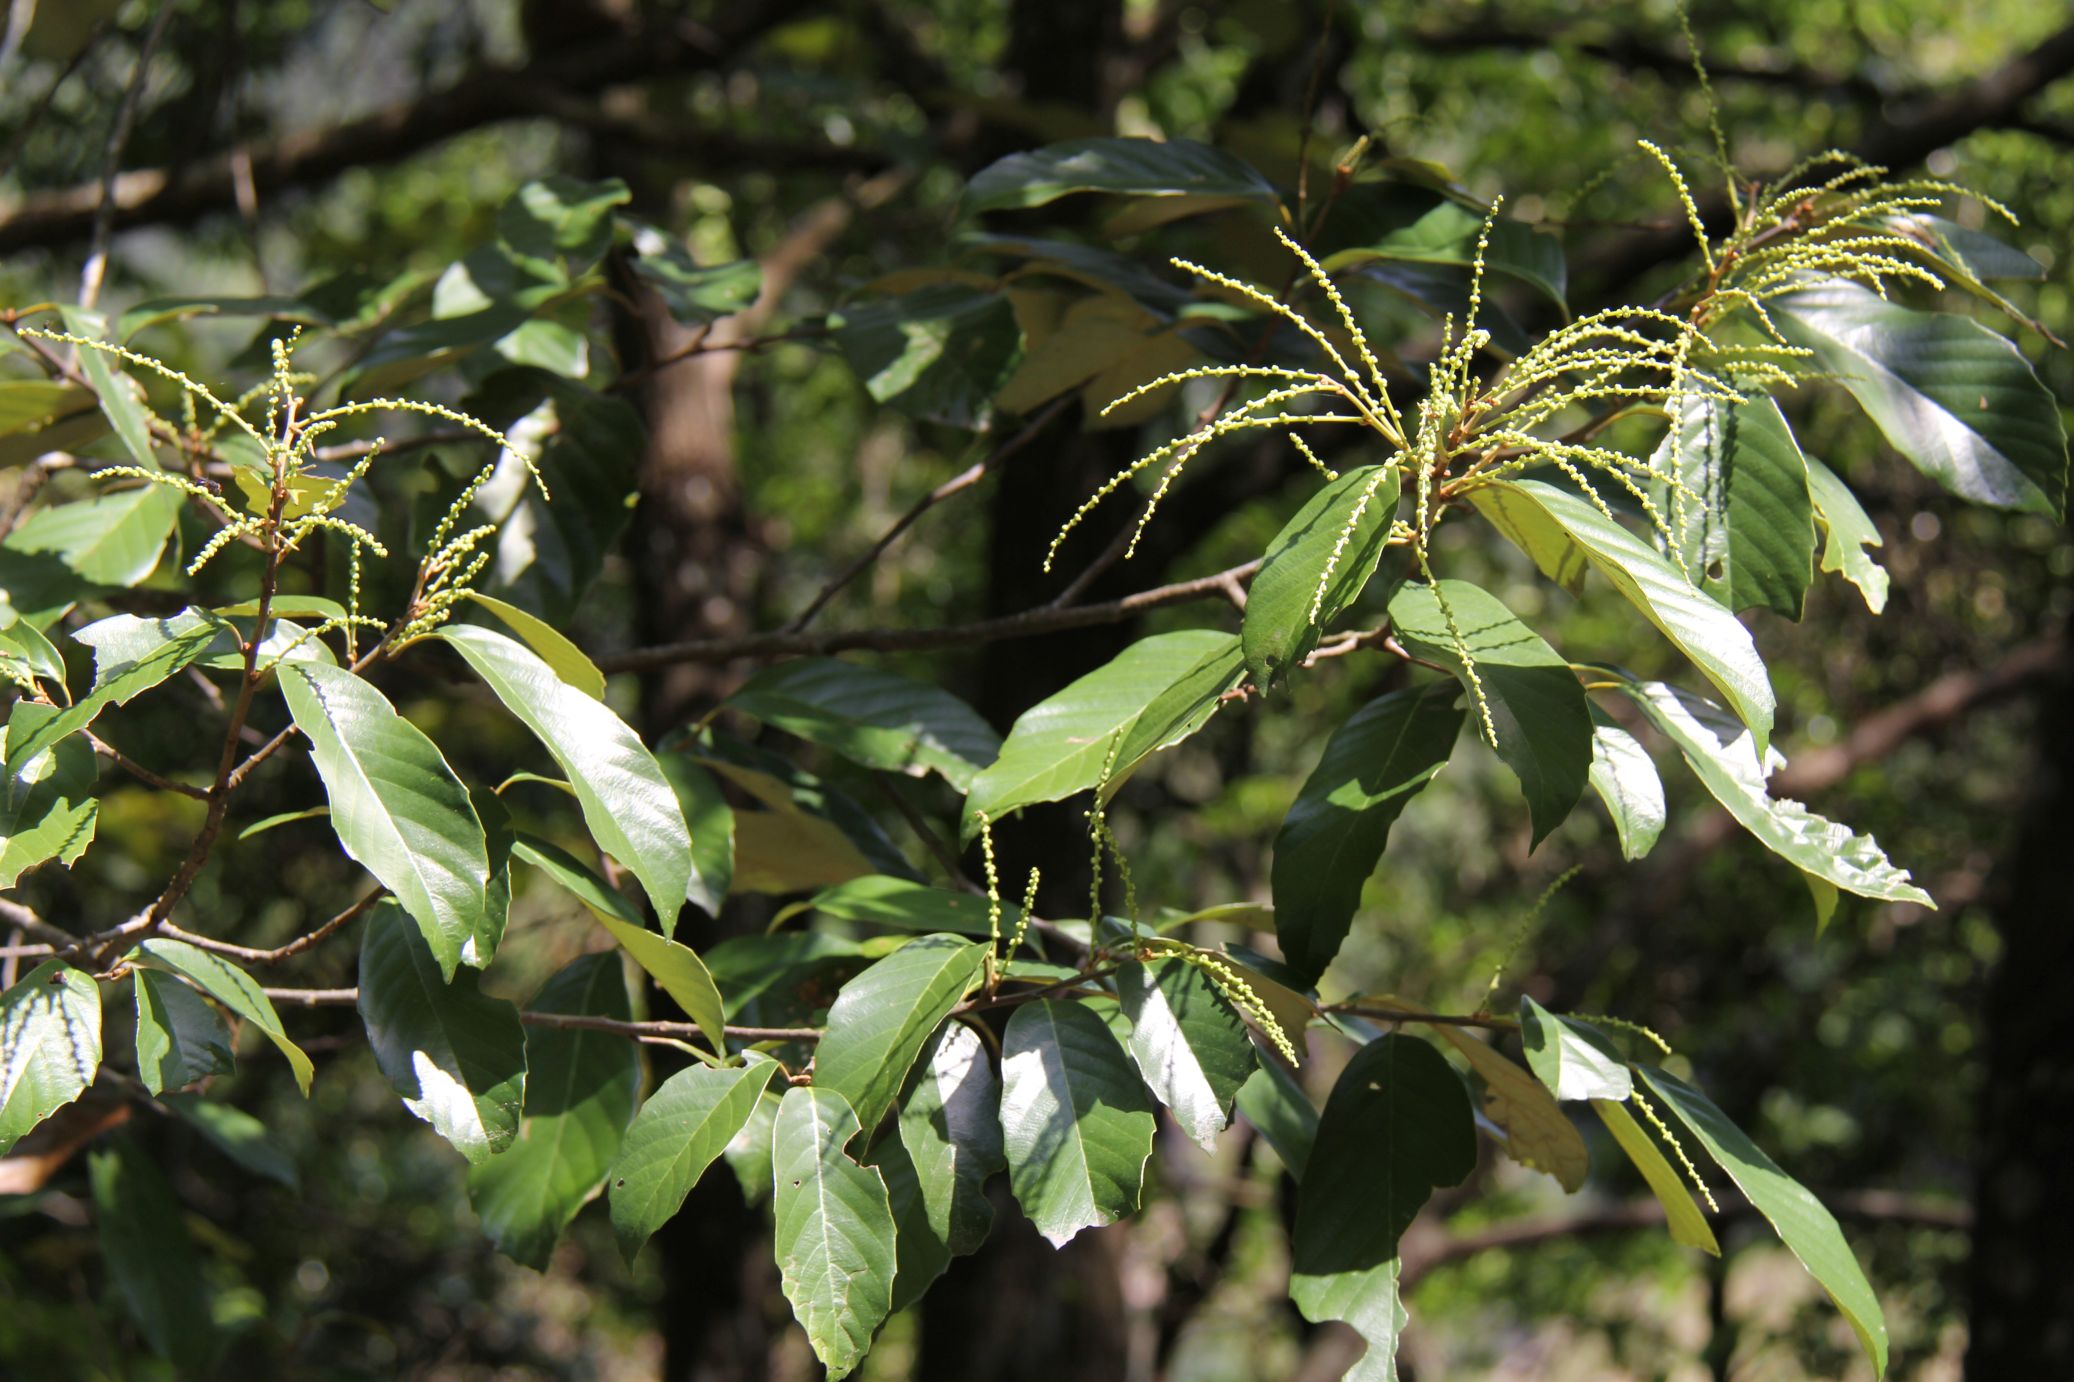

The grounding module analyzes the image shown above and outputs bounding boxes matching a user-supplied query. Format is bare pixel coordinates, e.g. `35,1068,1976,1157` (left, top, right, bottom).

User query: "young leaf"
437,624,690,934
728,657,1001,791
1469,478,1776,753
1618,678,1931,908
998,999,1156,1246
878,1021,1005,1309
1118,957,1257,1152
468,954,640,1270
1387,579,1591,843
1235,1059,1319,1179
4,484,182,586
460,590,606,699
0,961,102,1154
1272,684,1463,984
511,835,727,1055
610,1059,781,1262
1519,998,1632,1102
798,875,1015,937
133,938,312,1095
133,968,235,1094
965,137,1278,213
1639,1066,1888,1375
1590,1098,1719,1256
0,701,99,888
160,1093,299,1190
278,660,490,979
1244,466,1402,687
5,609,232,772
1775,281,2067,519
1652,394,1816,618
355,905,525,1161
771,1086,899,1381
1805,457,1890,614
1291,1035,1476,1380
814,934,987,1135
1585,708,1665,862
1430,1024,1587,1191
963,629,1243,837
90,1138,217,1373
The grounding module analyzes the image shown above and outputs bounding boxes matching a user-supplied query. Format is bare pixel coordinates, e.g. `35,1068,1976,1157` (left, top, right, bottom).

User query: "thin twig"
78,0,177,313
158,891,385,965
85,732,211,800
253,985,822,1044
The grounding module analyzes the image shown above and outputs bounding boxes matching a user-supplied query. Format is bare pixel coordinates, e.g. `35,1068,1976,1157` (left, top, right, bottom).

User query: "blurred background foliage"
1,0,2069,1377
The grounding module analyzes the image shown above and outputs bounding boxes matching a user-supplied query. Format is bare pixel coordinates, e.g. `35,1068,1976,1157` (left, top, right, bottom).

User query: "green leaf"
1775,281,2067,518
1272,684,1463,984
998,999,1156,1246
1519,998,1632,1102
625,230,762,324
1430,1024,1588,1191
468,954,641,1269
1469,478,1776,753
1319,184,1569,311
60,306,160,470
877,1021,1004,1309
1235,1059,1318,1180
278,660,490,979
1883,212,2044,282
0,379,93,436
160,1093,299,1189
0,961,102,1154
1618,678,1931,908
133,938,312,1095
1387,579,1591,843
659,752,733,918
1639,1066,1887,1374
437,624,689,933
964,629,1242,838
797,875,1015,937
723,1081,783,1205
1291,1035,1475,1381
117,293,332,341
4,484,182,586
966,137,1278,213
468,787,515,966
830,284,1024,430
133,968,235,1094
0,701,99,888
729,657,1000,791
771,1086,899,1381
1118,957,1256,1152
354,905,525,1161
1244,466,1402,687
90,1138,217,1373
704,932,864,1021
610,1059,781,1262
1804,456,1889,614
1586,707,1665,861
1652,393,1816,618
5,608,231,773
460,590,606,699
0,607,67,688
511,835,727,1055
1590,1098,1719,1255
814,934,987,1135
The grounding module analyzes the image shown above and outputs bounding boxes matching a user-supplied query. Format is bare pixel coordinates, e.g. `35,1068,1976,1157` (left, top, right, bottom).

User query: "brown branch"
0,898,86,956
85,731,211,800
255,985,819,1044
157,891,384,966
595,558,1263,674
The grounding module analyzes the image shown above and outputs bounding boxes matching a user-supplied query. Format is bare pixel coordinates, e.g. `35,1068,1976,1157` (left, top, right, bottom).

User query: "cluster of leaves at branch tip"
5,28,2066,1373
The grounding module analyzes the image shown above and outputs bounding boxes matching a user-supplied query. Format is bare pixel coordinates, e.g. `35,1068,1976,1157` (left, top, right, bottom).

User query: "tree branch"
255,984,819,1044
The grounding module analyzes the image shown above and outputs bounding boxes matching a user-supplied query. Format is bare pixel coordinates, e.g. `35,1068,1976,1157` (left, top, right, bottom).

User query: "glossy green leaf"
133,938,312,1095
6,608,231,773
1639,1066,1887,1374
1235,1059,1318,1179
0,701,99,888
771,1086,898,1381
4,483,181,588
1586,707,1664,861
966,137,1277,213
116,293,332,341
0,961,102,1154
814,934,986,1134
659,752,733,917
0,608,66,688
798,875,1014,937
468,787,514,967
354,905,525,1161
1469,478,1776,753
998,999,1156,1246
1519,997,1632,1102
626,232,761,324
279,660,490,980
160,1093,298,1189
1098,634,1248,804
830,284,1024,430
1320,184,1569,311
878,1021,1004,1309
461,590,605,699
1591,1098,1719,1255
1805,456,1889,614
1651,393,1816,617
1619,678,1931,907
134,968,235,1094
723,1081,783,1205
730,657,1000,791
1244,466,1402,687
610,1059,781,1262
90,1138,216,1373
1272,684,1463,983
704,931,864,1021
469,954,640,1269
60,306,160,470
1119,957,1256,1151
1775,281,2066,518
1388,579,1591,843
438,623,688,933
1883,212,2044,282
511,835,728,1055
964,629,1242,838
1291,1035,1475,1381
